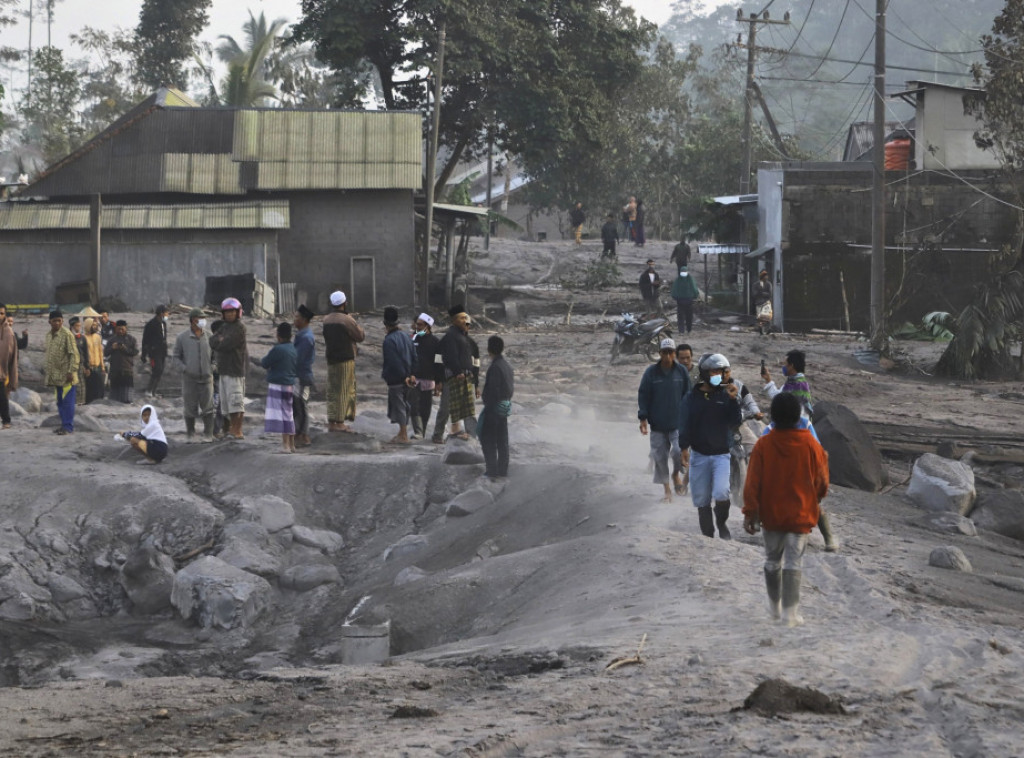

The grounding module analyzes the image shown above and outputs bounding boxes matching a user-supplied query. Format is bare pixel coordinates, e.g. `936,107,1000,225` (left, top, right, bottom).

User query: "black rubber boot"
764,568,782,620
184,416,196,440
818,510,838,552
697,507,715,538
781,569,804,627
714,500,732,540
201,414,215,443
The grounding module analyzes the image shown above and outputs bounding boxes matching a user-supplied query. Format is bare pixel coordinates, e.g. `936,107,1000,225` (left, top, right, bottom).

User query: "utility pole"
870,0,886,348
736,8,790,194
422,22,446,309
484,131,493,252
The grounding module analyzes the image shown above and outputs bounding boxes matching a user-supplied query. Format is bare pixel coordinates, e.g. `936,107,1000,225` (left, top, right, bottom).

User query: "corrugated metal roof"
0,201,290,230
162,154,245,194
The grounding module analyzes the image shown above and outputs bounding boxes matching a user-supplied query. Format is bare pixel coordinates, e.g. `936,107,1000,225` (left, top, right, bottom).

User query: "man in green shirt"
44,310,80,435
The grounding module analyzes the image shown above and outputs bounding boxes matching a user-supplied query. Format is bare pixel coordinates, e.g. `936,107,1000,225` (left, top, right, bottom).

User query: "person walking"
44,310,80,435
634,198,646,246
670,264,699,334
569,202,586,246
670,239,691,272
105,320,138,404
259,322,298,453
762,349,837,551
637,337,693,502
292,304,316,447
638,259,663,315
600,214,619,259
754,269,773,334
381,307,417,444
743,392,830,626
679,353,742,538
410,313,440,440
81,317,106,404
480,335,515,480
0,303,18,429
322,290,365,433
623,196,637,241
173,308,215,442
209,298,248,439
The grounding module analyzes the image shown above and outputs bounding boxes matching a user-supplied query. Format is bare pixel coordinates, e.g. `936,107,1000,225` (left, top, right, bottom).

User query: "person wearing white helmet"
209,297,248,439
637,336,694,502
679,352,742,538
322,290,365,432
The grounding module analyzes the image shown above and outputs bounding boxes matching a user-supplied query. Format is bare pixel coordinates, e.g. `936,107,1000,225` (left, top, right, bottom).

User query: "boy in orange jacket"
743,392,829,626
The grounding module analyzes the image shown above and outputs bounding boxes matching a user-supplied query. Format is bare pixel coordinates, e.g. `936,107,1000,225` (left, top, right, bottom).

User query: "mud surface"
2,237,1024,755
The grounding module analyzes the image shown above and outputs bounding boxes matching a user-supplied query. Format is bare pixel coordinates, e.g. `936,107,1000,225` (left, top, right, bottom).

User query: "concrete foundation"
341,621,391,665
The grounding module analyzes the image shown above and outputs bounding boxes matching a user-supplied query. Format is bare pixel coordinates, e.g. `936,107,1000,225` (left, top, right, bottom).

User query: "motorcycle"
610,312,672,364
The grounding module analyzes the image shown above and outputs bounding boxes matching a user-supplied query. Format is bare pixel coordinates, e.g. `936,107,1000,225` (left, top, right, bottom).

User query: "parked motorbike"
610,312,672,364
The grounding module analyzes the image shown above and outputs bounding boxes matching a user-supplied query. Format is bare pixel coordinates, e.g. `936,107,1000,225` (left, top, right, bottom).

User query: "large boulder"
41,409,109,432
279,565,341,592
120,540,176,615
11,387,42,413
812,401,888,492
441,437,485,465
969,490,1024,541
908,453,976,515
445,487,495,517
918,511,978,537
217,522,284,578
291,525,345,554
239,495,295,534
929,546,972,573
171,556,273,631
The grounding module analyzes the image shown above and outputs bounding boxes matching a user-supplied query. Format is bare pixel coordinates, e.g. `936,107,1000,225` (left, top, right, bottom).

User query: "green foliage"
560,257,622,290
295,0,656,193
135,0,211,90
892,311,954,341
17,46,84,164
71,28,146,135
213,11,286,106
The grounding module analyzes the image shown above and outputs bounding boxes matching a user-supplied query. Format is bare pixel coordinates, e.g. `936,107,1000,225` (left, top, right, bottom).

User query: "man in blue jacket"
382,307,417,444
680,353,742,538
638,337,693,502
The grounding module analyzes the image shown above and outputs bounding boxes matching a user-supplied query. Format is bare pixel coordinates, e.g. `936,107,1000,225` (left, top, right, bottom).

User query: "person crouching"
120,404,168,464
742,392,829,626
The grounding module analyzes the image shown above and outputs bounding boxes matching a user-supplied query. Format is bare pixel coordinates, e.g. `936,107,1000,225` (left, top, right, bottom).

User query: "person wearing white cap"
409,312,441,439
322,290,365,432
209,298,248,439
637,336,693,503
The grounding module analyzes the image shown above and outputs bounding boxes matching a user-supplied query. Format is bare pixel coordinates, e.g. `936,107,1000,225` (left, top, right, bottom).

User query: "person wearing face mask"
409,312,440,440
174,308,215,442
679,353,742,539
141,304,170,397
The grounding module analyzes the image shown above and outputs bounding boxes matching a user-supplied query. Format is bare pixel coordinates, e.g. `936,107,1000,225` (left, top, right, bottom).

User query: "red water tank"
885,138,912,171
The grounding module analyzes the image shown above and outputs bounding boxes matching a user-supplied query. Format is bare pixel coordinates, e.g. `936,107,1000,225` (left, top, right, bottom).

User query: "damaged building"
0,89,421,313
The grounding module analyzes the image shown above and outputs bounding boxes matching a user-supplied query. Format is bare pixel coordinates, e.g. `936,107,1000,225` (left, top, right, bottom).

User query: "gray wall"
0,240,92,304
277,189,415,312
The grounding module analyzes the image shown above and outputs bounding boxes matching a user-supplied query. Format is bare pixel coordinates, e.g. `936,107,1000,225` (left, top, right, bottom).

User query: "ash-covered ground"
1,237,1024,756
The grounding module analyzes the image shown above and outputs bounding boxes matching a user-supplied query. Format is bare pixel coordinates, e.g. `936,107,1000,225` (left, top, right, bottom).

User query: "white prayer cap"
417,312,434,326
330,291,346,306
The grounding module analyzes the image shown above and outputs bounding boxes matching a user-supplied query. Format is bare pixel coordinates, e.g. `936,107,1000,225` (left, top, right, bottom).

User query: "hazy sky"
5,0,723,52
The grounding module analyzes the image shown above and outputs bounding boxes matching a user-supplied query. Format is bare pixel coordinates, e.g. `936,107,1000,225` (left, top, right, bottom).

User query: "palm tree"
214,10,288,107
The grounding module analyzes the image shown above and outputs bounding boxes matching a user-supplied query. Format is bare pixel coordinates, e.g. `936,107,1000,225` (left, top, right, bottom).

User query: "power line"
756,46,970,77
850,0,984,67
804,0,852,80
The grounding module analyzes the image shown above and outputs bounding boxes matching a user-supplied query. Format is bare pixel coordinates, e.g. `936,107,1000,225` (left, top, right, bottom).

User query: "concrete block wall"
278,190,416,313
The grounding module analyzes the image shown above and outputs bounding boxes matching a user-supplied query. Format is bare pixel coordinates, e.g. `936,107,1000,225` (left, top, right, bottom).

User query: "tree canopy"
294,0,657,193
135,0,211,90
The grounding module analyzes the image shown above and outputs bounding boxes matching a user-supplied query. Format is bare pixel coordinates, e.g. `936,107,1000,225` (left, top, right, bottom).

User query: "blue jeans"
56,385,76,432
689,450,731,508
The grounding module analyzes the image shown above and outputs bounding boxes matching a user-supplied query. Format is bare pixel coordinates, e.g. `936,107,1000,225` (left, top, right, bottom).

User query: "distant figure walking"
670,264,699,334
600,214,619,258
322,290,365,433
623,195,637,241
569,202,586,246
637,337,692,502
105,320,138,405
670,239,691,272
754,269,773,334
743,392,830,626
638,259,663,315
634,198,646,246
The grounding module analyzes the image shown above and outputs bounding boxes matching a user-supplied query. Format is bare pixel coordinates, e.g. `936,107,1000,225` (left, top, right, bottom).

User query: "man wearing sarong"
82,317,106,404
105,320,138,404
435,305,476,442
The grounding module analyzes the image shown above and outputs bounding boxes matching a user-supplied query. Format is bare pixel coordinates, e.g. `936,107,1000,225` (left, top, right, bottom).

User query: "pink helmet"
220,297,242,313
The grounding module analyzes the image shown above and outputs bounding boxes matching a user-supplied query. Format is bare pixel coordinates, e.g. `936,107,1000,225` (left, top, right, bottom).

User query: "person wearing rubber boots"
742,392,830,626
679,353,741,538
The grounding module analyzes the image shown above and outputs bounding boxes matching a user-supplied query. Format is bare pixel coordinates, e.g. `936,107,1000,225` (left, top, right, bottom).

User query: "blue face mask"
415,330,426,337
781,366,789,377
709,374,723,387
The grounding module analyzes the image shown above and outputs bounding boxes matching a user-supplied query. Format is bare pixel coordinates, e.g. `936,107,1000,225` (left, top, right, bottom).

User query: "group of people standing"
638,342,833,626
570,195,648,257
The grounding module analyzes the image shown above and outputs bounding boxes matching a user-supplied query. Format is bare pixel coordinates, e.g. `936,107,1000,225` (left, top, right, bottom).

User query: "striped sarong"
327,360,357,423
447,374,475,424
264,383,295,434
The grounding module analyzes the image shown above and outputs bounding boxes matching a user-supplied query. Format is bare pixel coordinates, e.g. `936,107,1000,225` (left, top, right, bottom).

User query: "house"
0,88,422,313
893,81,999,171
